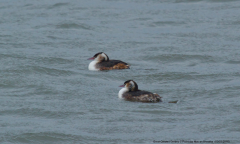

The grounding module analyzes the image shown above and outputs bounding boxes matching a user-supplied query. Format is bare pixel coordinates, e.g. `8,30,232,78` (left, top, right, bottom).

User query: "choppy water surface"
1,0,240,143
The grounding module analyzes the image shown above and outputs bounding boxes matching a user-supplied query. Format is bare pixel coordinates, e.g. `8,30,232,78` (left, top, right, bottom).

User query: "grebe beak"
87,57,95,60
119,85,125,87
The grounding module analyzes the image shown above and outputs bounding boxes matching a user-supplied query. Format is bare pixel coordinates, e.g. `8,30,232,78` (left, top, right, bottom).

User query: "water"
0,0,240,143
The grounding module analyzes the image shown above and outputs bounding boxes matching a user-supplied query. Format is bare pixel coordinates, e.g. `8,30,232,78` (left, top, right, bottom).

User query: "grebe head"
88,52,109,62
119,80,138,91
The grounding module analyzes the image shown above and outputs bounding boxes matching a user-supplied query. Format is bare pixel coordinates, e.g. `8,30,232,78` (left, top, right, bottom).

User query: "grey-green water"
1,0,240,143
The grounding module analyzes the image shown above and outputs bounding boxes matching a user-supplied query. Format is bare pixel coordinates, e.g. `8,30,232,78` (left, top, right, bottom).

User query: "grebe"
118,80,162,102
88,52,130,71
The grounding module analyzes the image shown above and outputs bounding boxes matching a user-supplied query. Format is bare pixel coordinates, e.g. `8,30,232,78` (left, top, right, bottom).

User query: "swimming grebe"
88,52,130,71
118,80,162,102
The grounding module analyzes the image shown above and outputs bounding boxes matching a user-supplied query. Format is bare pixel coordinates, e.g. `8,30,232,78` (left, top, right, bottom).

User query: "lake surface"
0,0,240,143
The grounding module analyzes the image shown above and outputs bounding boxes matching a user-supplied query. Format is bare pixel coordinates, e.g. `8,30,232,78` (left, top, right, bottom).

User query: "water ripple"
55,23,93,30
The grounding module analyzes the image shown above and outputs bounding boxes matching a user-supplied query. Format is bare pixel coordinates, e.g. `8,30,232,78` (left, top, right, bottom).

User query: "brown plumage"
118,80,162,103
98,61,130,70
88,52,130,71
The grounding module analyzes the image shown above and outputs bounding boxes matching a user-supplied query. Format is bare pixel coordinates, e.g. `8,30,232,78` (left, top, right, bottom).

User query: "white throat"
118,87,128,99
88,60,98,71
